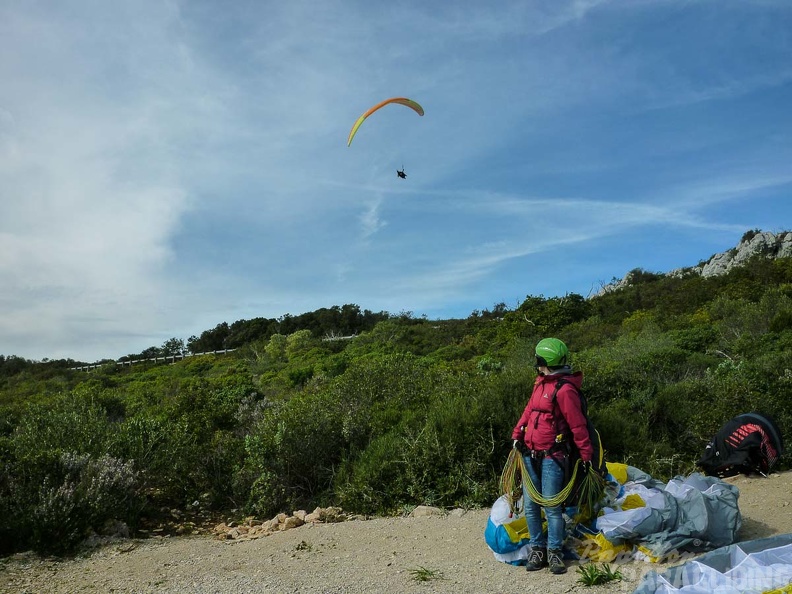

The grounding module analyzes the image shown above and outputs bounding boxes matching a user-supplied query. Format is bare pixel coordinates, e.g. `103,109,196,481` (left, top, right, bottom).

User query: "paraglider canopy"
346,97,424,147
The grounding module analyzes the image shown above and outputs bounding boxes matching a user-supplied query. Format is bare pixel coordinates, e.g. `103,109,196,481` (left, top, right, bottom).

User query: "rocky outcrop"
597,230,792,296
212,506,367,542
694,231,792,277
212,505,456,542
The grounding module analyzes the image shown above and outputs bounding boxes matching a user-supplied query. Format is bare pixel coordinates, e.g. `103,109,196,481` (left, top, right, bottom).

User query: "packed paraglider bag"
484,494,533,565
698,412,784,477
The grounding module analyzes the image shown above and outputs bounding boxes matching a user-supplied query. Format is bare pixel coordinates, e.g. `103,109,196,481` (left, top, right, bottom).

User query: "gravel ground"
2,471,792,594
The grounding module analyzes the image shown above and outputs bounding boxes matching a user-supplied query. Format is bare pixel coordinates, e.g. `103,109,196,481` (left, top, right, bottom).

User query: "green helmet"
535,338,569,367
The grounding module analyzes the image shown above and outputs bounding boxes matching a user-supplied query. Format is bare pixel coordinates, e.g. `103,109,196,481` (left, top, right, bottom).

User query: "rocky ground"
2,471,792,594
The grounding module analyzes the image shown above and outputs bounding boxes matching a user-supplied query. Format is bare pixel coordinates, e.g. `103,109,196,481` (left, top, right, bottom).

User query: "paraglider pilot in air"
397,168,406,179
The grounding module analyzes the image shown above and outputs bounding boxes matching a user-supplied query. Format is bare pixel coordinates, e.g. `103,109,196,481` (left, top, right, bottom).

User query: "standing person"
511,338,593,575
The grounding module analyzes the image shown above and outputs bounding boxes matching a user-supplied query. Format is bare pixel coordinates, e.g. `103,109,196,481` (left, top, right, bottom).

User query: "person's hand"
513,439,520,449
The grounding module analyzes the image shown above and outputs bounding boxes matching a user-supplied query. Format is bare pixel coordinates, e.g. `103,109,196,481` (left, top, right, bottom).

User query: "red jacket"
511,371,594,462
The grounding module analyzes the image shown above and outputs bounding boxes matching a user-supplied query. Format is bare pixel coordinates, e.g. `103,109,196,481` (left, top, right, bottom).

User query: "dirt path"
2,472,791,594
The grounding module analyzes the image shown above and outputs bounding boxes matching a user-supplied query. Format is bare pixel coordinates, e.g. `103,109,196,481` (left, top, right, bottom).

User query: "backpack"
545,378,607,506
698,412,784,477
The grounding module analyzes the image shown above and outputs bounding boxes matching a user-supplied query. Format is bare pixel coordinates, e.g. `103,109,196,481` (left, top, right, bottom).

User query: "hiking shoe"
548,549,567,574
525,548,547,571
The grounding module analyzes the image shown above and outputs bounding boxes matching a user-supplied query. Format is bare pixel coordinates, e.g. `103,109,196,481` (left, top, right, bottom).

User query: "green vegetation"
408,566,445,582
2,256,792,556
576,563,623,586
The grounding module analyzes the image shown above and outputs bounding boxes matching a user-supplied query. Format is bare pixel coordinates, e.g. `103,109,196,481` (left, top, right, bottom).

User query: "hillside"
1,228,792,560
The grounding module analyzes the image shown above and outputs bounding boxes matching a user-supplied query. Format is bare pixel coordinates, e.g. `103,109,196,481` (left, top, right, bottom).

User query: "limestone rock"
212,506,361,540
279,516,304,530
410,505,444,517
597,230,792,296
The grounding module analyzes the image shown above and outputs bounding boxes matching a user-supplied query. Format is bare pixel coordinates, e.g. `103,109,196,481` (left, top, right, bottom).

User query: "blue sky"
1,0,791,362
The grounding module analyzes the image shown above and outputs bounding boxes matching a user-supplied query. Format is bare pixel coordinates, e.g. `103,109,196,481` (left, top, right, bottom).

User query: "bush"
240,386,348,517
30,453,139,554
12,397,113,461
334,368,520,514
110,416,199,504
0,450,140,555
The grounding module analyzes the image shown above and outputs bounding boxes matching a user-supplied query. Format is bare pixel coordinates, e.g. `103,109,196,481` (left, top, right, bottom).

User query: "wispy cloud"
664,174,792,209
640,69,792,112
359,195,387,239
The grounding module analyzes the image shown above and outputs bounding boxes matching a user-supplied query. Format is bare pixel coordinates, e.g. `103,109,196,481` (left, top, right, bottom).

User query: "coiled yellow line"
499,448,604,519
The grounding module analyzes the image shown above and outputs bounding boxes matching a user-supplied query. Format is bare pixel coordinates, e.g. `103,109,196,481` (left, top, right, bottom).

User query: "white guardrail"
69,333,359,371
70,349,237,372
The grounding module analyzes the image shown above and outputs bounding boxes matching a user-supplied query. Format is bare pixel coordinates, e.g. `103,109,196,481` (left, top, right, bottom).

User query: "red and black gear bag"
698,412,784,477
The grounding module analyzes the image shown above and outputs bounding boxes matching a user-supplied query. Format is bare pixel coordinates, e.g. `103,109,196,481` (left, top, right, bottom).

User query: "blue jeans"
522,455,566,551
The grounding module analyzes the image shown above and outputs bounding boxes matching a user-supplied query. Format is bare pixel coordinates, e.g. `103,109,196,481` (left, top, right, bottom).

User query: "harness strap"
526,442,567,459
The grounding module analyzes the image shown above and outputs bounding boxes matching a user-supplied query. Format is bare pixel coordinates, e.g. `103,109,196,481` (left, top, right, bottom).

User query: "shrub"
240,387,348,516
12,397,113,461
334,369,517,513
36,453,137,543
110,416,199,505
8,452,140,555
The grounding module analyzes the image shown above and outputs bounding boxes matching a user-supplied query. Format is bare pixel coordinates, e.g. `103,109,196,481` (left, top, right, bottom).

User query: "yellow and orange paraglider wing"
346,97,424,146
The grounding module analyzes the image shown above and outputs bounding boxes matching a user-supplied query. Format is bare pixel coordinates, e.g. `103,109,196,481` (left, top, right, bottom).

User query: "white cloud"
359,195,387,239
0,1,203,359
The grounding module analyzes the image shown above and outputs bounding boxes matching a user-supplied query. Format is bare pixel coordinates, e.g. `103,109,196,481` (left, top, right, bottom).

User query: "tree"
265,334,288,362
187,322,230,353
516,293,591,334
286,330,315,360
161,338,186,357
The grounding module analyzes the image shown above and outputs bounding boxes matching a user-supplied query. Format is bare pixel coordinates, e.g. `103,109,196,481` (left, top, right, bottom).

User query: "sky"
1,0,791,363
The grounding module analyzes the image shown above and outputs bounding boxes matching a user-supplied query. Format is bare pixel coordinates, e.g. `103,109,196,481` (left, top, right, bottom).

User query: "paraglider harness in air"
397,167,407,179
516,378,607,509
698,412,784,478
